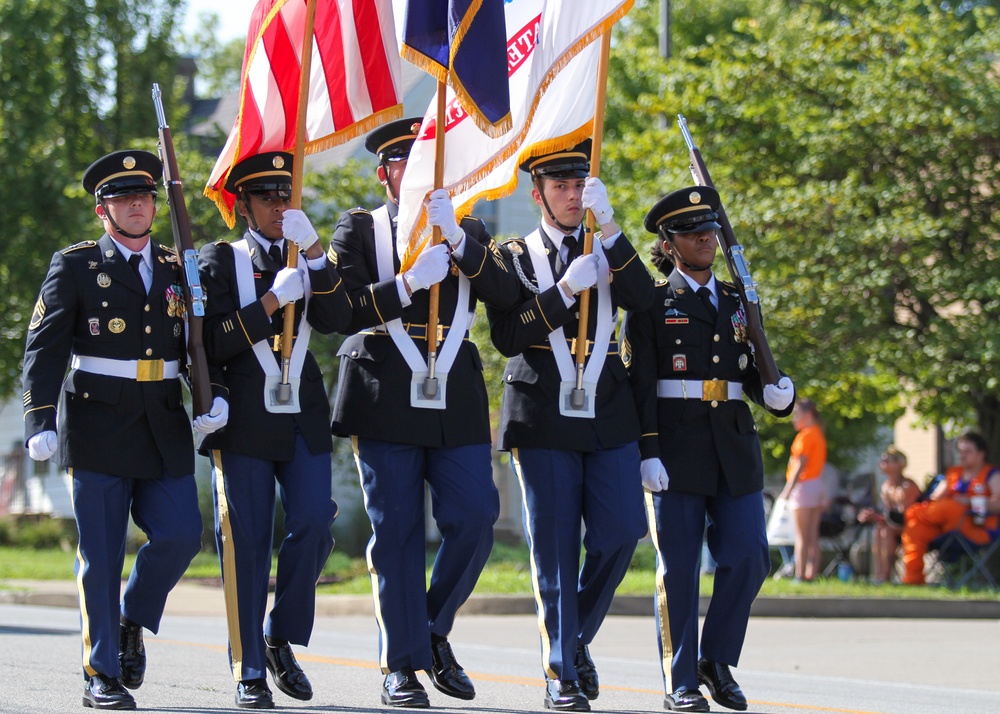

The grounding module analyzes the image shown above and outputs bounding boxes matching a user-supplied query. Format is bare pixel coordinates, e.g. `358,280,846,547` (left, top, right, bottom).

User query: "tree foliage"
605,0,1000,468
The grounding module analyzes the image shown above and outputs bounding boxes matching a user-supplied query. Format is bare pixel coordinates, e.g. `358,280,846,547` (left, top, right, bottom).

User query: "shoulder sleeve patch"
60,240,97,254
28,296,46,330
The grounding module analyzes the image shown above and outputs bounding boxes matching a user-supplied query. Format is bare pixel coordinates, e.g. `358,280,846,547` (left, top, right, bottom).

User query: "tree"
605,0,1000,468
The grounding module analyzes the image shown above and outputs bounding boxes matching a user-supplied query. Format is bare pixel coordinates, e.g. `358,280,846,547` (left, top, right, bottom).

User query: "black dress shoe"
544,679,590,712
82,673,136,710
382,667,430,708
236,679,274,709
698,658,748,711
574,644,599,700
118,616,145,690
663,688,709,712
264,637,313,700
428,634,475,700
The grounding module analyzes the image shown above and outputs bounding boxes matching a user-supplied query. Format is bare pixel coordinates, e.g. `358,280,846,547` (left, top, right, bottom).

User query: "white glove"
270,267,305,307
582,177,614,225
404,243,450,293
763,376,795,411
27,430,57,461
281,209,319,253
426,189,464,246
641,458,670,492
193,397,229,434
562,253,599,295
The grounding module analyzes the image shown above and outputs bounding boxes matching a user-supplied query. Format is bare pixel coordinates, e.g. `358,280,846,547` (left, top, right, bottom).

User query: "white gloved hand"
27,430,58,461
582,177,614,225
270,267,305,307
640,458,670,492
192,397,229,434
281,209,319,253
562,253,599,295
763,376,795,411
425,189,464,246
404,243,450,293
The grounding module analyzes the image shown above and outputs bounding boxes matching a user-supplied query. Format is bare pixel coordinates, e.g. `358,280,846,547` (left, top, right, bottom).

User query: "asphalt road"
1,603,998,714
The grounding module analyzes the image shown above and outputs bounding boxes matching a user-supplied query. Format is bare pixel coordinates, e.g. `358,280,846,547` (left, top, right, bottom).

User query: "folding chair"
926,519,1000,590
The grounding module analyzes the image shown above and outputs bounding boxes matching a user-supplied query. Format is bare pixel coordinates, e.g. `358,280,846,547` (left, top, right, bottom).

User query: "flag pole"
275,0,318,405
422,80,448,399
570,30,612,410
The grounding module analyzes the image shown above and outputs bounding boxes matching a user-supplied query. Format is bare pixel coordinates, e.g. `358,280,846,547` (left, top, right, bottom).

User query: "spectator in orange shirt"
779,399,827,581
857,446,921,583
900,432,1000,585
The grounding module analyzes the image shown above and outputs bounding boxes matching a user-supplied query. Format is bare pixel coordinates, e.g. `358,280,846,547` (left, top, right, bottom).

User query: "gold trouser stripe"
69,468,99,678
510,449,557,679
212,451,245,682
351,436,391,674
644,488,673,693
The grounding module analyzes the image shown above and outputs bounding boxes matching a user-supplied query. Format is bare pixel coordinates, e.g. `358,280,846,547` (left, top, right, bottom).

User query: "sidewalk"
2,579,998,619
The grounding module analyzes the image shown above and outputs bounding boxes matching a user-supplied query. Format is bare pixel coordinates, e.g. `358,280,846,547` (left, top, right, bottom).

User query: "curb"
3,581,999,619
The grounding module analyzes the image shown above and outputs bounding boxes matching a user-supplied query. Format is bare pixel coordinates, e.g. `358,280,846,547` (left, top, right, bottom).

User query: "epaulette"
655,278,668,287
61,240,97,254
504,238,525,256
158,244,178,255
461,215,485,227
719,279,737,290
349,207,371,215
214,239,231,246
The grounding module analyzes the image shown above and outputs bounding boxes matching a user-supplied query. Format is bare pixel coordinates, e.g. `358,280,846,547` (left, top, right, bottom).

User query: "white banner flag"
396,0,633,270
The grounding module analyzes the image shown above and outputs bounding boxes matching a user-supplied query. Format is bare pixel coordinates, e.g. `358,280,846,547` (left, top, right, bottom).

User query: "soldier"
328,118,520,707
197,152,352,709
623,186,795,712
22,150,217,710
486,141,655,712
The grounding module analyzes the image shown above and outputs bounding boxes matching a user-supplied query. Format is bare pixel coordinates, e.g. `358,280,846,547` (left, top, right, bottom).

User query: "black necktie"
268,243,283,267
128,254,145,293
555,234,577,275
697,286,717,321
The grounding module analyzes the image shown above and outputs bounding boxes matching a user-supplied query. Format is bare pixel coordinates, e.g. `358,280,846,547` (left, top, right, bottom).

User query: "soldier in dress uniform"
622,186,795,712
486,141,655,712
22,150,217,710
196,151,352,709
328,118,520,707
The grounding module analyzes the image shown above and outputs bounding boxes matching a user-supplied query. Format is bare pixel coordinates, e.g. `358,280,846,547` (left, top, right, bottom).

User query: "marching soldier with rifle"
622,117,795,713
21,147,216,710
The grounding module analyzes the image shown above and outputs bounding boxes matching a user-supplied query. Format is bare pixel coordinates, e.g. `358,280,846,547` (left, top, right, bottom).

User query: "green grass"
2,543,997,601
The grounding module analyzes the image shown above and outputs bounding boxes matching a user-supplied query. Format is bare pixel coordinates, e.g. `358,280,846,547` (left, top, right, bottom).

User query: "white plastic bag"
766,496,796,546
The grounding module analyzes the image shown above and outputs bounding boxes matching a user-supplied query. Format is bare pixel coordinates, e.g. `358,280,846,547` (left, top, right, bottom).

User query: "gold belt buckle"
136,359,164,382
702,379,728,402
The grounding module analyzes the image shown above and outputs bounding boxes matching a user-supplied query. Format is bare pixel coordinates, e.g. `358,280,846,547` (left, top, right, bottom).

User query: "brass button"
83,392,89,399
506,374,513,382
144,326,151,334
711,399,718,408
712,355,720,363
144,305,151,312
102,301,108,308
350,350,359,358
145,348,153,356
714,334,720,342
675,339,682,345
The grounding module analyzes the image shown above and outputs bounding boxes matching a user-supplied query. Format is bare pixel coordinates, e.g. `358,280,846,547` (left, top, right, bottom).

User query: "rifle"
677,114,780,385
152,83,213,417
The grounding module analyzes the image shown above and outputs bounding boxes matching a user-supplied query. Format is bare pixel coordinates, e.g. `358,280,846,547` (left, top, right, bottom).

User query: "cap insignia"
273,155,285,169
689,191,701,204
122,156,136,170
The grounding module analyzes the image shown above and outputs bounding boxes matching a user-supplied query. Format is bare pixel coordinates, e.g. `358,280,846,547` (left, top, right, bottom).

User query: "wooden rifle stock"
152,83,213,416
677,114,780,385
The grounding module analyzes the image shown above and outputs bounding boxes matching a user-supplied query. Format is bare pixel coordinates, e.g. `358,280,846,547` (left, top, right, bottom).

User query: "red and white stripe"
206,0,402,227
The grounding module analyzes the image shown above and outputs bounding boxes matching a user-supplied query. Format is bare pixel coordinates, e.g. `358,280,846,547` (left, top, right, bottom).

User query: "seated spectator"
900,432,1000,585
857,446,921,583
